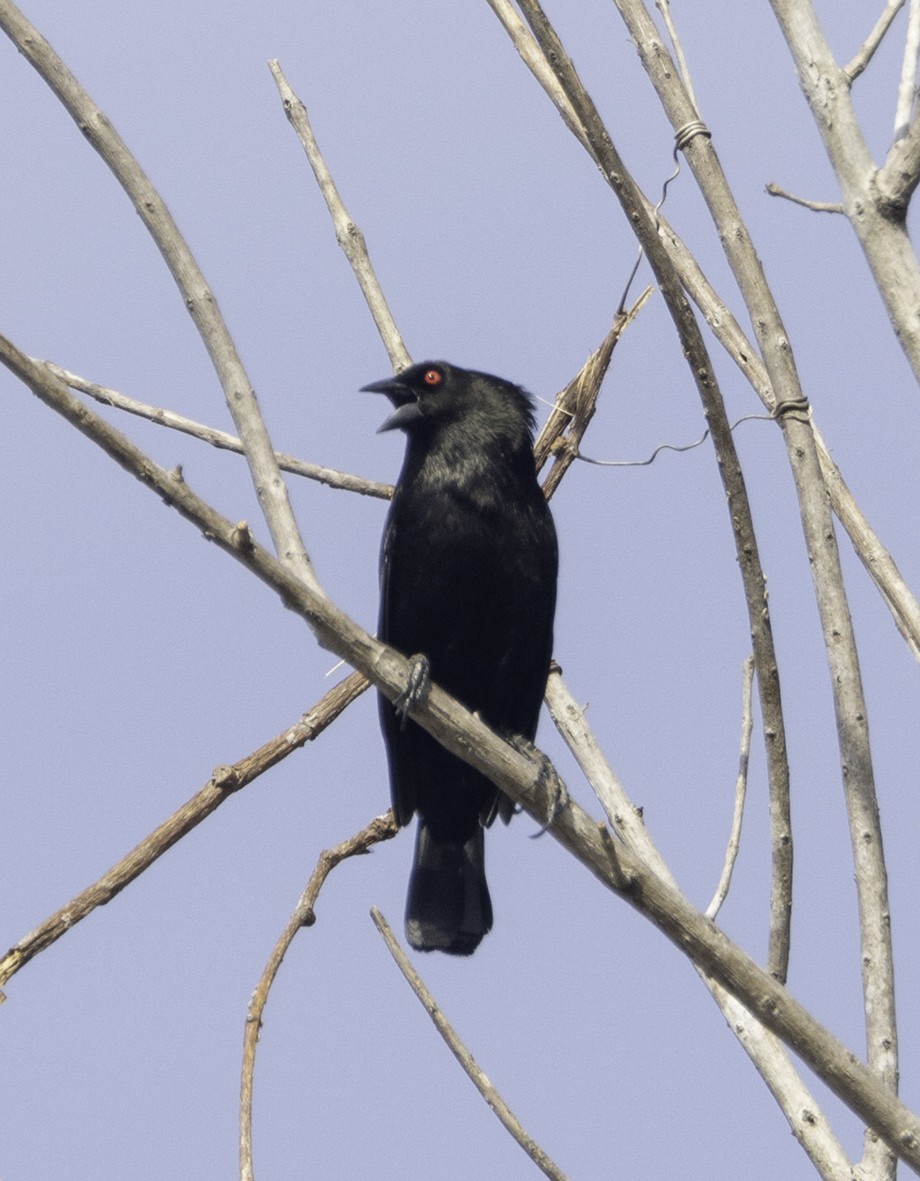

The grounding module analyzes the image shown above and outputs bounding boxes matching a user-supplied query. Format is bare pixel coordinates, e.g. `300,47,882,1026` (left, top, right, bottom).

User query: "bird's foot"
395,654,431,730
504,734,569,836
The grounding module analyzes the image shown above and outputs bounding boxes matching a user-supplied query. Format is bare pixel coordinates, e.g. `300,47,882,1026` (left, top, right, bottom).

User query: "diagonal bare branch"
372,909,570,1181
845,0,907,81
269,59,411,374
0,669,370,993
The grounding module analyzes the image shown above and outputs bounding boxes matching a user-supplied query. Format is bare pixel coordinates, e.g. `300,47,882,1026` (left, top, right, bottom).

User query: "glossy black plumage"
363,361,558,955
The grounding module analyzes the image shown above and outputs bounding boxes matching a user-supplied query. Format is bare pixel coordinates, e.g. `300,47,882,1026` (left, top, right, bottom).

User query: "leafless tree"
3,2,920,1178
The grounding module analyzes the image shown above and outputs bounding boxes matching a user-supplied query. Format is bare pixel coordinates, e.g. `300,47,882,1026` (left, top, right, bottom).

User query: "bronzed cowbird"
363,361,558,955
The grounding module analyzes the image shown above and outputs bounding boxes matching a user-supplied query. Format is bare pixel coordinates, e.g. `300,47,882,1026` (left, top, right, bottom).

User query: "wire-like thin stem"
655,0,702,115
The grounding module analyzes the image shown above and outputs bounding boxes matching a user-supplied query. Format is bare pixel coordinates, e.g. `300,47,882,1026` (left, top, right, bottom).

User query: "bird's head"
361,361,535,442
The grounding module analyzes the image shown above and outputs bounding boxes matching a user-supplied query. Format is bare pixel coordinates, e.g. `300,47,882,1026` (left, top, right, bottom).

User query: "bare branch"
765,183,845,213
0,669,370,994
0,1,319,587
845,0,906,81
48,362,392,499
269,60,411,373
372,908,572,1181
493,0,920,671
706,656,755,920
895,0,920,139
560,3,895,1137
241,813,398,1181
767,9,901,1162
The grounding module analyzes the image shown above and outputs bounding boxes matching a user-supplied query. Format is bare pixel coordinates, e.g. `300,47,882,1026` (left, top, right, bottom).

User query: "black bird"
363,360,558,955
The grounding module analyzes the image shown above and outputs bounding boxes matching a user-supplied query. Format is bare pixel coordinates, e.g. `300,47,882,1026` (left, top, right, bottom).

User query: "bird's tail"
405,822,493,956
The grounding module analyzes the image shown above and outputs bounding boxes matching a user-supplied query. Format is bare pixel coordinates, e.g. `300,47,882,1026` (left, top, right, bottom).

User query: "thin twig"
765,183,845,213
706,656,756,920
241,813,398,1181
371,909,570,1181
845,0,906,81
0,669,370,995
0,0,318,588
269,60,411,373
48,363,392,499
655,0,702,115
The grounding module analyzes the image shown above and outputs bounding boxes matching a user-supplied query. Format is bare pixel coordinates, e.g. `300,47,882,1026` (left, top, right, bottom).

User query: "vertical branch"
895,0,920,138
0,0,318,588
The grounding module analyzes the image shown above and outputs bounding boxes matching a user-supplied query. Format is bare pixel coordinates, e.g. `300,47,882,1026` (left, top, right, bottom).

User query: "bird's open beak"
361,375,423,433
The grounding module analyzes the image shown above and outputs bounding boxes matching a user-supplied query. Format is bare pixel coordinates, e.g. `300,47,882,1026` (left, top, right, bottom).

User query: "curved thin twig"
241,813,398,1181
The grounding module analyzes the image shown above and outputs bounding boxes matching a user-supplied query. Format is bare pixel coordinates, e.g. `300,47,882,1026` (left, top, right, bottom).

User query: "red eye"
423,368,442,387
